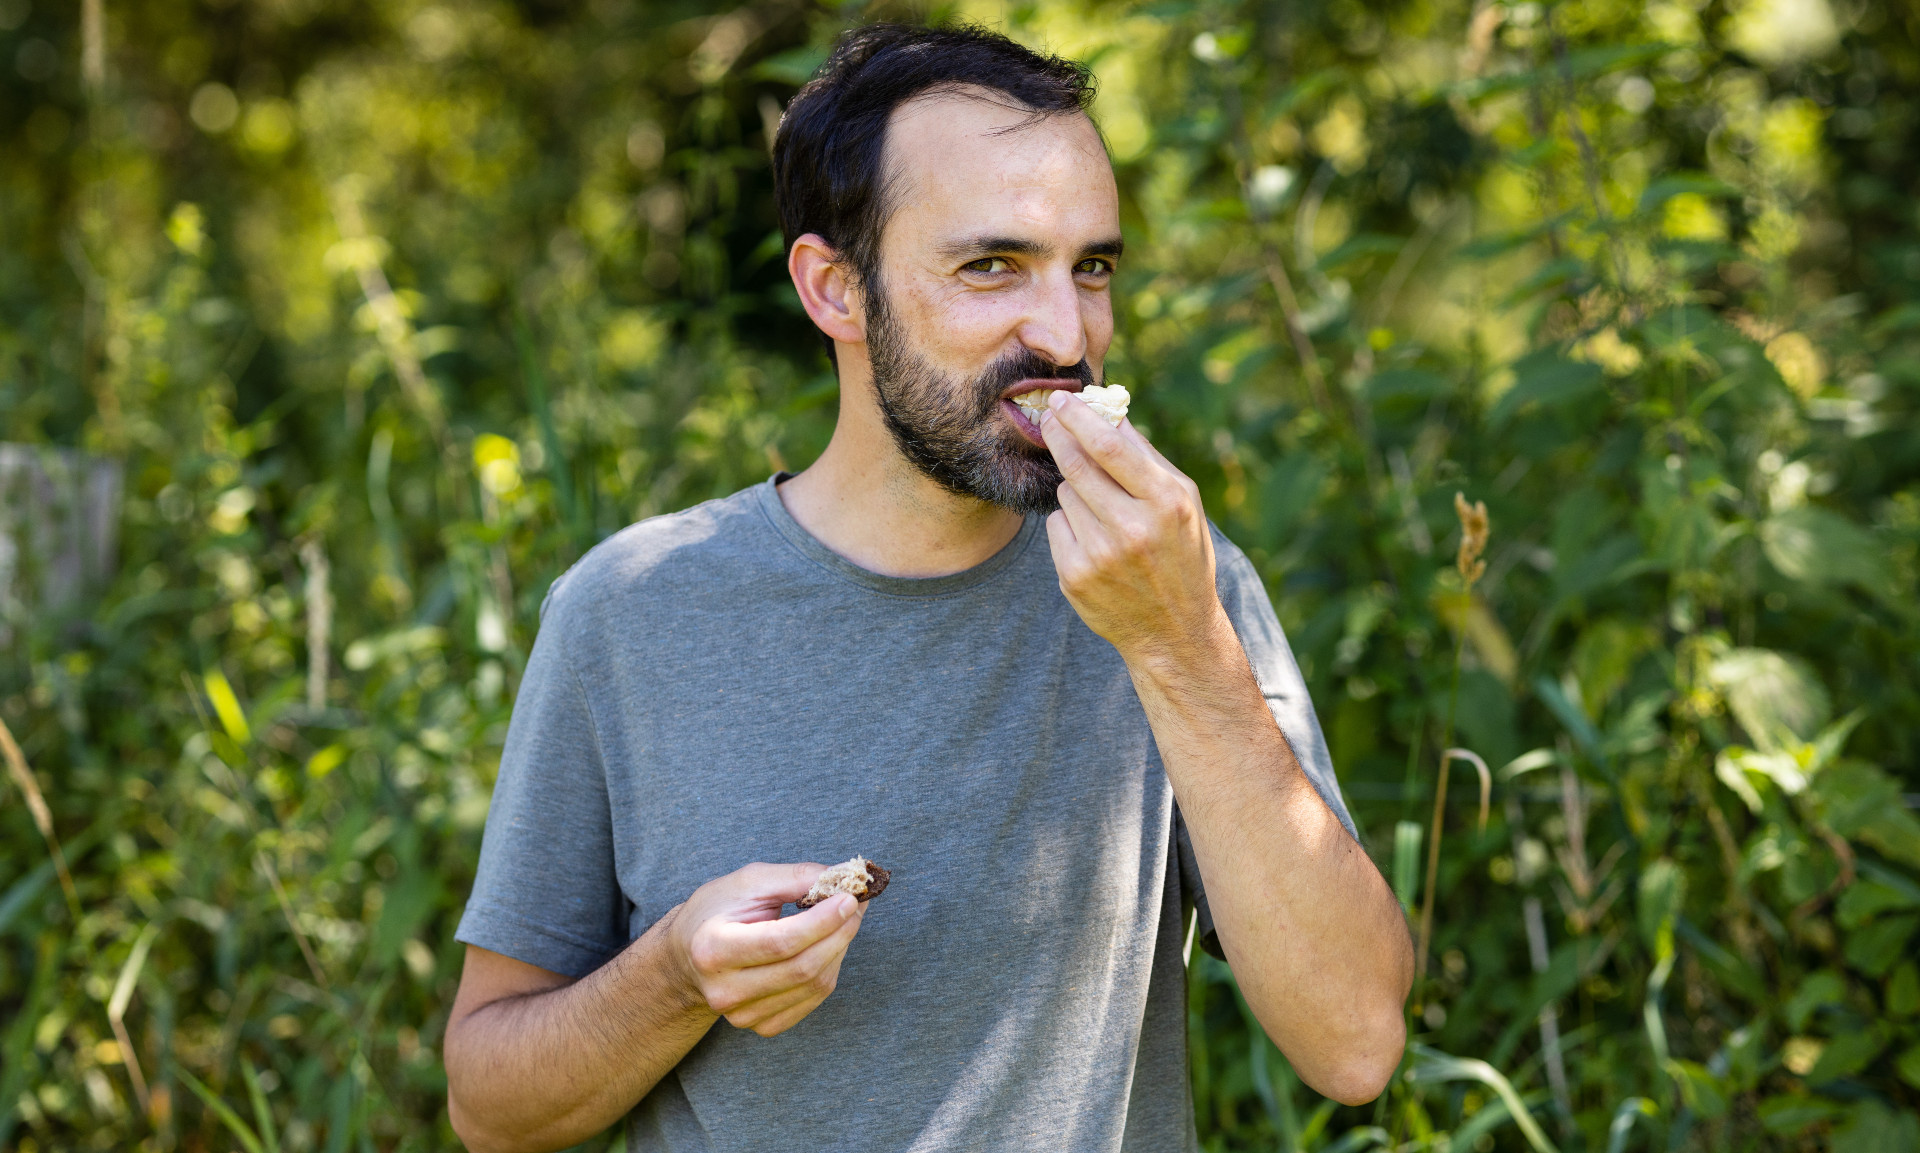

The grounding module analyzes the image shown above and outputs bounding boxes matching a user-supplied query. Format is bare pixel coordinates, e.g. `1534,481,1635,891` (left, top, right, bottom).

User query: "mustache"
974,348,1095,406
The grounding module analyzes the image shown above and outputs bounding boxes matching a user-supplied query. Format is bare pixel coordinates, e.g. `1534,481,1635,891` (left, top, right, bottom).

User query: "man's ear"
788,233,864,347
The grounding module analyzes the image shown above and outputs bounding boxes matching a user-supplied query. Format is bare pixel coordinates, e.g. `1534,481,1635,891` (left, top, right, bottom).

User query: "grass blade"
1406,1044,1562,1153
242,1057,282,1153
173,1061,266,1153
1606,1097,1657,1153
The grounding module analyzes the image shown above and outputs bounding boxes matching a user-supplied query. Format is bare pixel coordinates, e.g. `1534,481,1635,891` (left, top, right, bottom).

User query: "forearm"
1126,610,1411,1103
446,911,717,1153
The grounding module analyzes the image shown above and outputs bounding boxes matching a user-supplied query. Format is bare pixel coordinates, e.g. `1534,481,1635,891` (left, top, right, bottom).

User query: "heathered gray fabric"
455,476,1354,1153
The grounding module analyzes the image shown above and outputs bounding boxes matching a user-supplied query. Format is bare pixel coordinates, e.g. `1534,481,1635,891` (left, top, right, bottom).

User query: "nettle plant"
1089,0,1920,1149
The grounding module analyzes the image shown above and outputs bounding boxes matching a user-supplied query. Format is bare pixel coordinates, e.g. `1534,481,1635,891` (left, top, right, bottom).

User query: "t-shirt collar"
754,473,1041,597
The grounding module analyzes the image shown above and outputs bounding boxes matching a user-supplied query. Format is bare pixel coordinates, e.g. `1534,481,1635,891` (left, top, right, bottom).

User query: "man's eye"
1076,259,1112,276
964,257,1011,274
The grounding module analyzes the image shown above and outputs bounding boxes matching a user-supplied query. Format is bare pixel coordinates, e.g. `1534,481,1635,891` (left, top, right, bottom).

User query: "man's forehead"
882,88,1116,244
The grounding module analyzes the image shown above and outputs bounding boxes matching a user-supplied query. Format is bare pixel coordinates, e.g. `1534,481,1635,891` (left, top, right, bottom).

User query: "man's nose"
1017,266,1087,369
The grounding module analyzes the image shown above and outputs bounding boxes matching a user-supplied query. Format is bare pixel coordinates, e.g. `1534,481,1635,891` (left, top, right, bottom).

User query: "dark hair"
772,23,1096,334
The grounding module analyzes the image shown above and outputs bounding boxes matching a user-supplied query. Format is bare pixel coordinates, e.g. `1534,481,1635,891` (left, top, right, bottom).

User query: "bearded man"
444,23,1412,1153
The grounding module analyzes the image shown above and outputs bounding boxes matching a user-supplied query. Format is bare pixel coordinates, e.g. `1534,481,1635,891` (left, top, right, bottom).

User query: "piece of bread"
1011,384,1132,429
1078,384,1131,427
795,856,890,909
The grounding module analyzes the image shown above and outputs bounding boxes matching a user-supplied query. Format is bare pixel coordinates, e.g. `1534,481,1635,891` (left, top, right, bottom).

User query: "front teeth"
1011,384,1132,428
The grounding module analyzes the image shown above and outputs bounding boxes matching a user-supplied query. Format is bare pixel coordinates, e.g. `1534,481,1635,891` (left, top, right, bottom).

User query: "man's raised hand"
668,862,867,1038
1039,390,1228,665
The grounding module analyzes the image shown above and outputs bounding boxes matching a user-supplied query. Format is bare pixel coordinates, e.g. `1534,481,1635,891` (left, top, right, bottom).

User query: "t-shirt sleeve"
455,591,630,978
1180,526,1360,961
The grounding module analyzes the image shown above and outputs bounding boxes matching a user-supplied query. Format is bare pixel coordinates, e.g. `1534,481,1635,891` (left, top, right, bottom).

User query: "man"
445,24,1411,1153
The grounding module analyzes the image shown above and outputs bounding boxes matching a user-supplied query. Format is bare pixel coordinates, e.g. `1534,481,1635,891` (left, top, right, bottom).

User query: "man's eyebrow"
934,235,1127,262
936,235,1052,262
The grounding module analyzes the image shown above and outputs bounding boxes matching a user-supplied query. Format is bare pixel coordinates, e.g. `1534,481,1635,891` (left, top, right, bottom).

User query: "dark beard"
865,280,1094,516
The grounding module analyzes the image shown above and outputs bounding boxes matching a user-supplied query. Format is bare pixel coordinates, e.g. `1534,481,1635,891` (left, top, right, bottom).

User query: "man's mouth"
1006,383,1132,432
1007,384,1078,428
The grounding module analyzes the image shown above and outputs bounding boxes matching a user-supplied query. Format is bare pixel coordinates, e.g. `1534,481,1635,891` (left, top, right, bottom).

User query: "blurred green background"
4,0,1919,1149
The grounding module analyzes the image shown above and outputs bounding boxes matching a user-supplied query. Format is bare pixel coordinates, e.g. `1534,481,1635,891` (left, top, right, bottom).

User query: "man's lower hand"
669,862,867,1038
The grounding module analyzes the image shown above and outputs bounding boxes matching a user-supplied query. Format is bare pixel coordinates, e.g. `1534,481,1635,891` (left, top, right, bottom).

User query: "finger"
738,941,856,1037
1040,402,1128,507
743,988,832,1037
726,861,831,904
736,897,863,981
699,892,857,969
724,981,820,1031
712,902,863,1018
1055,473,1114,543
1046,391,1159,497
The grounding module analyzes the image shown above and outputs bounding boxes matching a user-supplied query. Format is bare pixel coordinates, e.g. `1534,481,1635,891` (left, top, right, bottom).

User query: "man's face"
862,90,1122,515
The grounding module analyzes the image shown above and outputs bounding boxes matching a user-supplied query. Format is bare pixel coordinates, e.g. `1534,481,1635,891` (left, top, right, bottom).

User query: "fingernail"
1048,390,1066,408
839,894,857,918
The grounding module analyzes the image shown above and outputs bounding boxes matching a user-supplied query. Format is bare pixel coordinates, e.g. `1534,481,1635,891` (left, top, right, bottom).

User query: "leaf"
1760,506,1895,602
1405,1045,1561,1153
242,1058,282,1153
1898,1043,1920,1090
1758,1094,1845,1135
202,667,252,745
1315,232,1403,270
1844,914,1919,978
1664,1058,1728,1119
1392,820,1422,913
1708,648,1830,752
1831,1100,1920,1153
1811,764,1920,869
107,923,160,1023
1604,1097,1657,1153
0,860,55,937
1638,860,1686,949
173,1062,266,1153
1636,173,1742,215
1674,917,1768,1004
1490,350,1605,427
1715,748,1769,812
372,869,446,966
1533,676,1604,765
1807,1026,1887,1085
750,45,828,86
1783,970,1847,1032
1835,881,1919,929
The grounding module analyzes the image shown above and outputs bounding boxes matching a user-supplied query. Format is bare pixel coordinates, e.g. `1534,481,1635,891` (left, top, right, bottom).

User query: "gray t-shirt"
456,476,1353,1153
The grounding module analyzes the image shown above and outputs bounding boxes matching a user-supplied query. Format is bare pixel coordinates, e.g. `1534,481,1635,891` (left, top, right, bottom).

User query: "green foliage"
4,0,1919,1151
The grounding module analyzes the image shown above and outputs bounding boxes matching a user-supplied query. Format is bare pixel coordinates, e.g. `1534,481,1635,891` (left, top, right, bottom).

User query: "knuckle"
688,937,723,976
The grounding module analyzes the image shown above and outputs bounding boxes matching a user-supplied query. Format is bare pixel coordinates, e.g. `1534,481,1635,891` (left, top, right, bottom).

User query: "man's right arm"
445,863,869,1153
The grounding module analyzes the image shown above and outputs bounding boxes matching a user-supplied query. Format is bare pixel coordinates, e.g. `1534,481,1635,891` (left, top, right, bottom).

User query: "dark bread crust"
795,860,890,909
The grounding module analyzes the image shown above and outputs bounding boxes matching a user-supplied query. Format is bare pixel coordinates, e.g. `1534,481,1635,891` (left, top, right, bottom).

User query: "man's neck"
775,363,1026,580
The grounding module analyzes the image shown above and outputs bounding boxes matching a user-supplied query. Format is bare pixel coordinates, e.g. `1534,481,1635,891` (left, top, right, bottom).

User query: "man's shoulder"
538,482,773,625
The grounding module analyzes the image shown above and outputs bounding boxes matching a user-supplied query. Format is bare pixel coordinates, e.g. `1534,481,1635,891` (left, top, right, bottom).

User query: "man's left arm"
1040,391,1412,1106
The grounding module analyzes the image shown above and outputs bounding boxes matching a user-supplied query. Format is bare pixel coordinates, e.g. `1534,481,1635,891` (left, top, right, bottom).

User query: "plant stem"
1413,631,1468,1003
